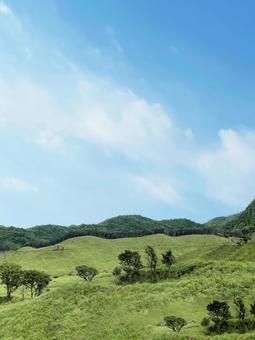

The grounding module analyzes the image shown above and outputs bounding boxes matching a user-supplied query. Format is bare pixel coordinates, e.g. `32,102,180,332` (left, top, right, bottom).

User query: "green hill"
1,198,255,252
0,233,255,339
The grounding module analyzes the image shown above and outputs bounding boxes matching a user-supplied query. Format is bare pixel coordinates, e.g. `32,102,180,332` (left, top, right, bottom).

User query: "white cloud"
0,1,11,15
75,80,174,160
197,129,255,206
0,177,38,192
134,176,181,205
0,72,193,162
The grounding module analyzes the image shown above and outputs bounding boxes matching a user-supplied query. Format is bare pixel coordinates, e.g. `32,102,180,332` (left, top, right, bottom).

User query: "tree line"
112,245,176,283
201,297,255,335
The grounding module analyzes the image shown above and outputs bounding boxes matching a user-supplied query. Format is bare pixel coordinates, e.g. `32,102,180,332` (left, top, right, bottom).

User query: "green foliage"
250,301,255,316
163,315,187,332
234,296,246,321
23,270,51,297
118,250,143,274
112,266,121,276
201,317,210,327
207,300,231,323
75,265,98,282
161,249,175,271
0,263,23,299
145,245,158,279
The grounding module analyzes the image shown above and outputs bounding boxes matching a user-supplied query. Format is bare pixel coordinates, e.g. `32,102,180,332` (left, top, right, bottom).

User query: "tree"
118,250,143,275
23,270,51,298
234,296,246,321
161,250,175,273
164,316,187,332
250,302,255,316
75,265,98,282
232,228,252,246
145,245,157,275
0,263,23,299
207,300,231,323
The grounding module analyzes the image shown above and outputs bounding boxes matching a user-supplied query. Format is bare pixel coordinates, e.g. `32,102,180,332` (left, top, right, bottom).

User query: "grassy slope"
0,234,230,275
0,234,255,339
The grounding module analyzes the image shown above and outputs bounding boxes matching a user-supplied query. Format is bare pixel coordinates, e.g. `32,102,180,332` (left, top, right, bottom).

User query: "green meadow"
0,234,255,339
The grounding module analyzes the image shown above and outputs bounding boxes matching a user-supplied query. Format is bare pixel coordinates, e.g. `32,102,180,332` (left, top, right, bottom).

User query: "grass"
0,234,254,339
0,234,231,275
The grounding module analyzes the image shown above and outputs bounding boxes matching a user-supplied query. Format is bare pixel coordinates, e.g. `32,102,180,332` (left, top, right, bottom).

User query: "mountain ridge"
1,199,255,250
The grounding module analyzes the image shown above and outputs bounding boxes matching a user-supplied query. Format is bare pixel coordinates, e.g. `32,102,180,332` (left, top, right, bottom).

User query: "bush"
163,315,187,332
75,265,98,282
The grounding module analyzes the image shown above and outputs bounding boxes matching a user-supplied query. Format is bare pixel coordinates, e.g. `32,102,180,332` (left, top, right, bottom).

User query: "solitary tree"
234,296,246,321
162,250,175,273
118,250,143,275
23,270,51,298
207,300,231,324
164,316,187,332
145,245,157,276
0,263,23,300
75,265,98,282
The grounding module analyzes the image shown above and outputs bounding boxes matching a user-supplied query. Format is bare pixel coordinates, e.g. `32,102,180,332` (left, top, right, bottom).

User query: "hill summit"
1,199,255,251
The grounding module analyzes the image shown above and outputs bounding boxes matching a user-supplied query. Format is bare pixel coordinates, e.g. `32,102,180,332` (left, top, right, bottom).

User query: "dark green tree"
75,265,98,282
118,250,143,275
161,250,175,273
164,316,187,332
0,263,23,300
145,245,157,275
207,300,231,323
234,296,246,321
23,270,51,297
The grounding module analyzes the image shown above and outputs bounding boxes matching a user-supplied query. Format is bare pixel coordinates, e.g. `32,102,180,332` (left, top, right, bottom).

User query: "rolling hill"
1,198,255,251
0,233,255,339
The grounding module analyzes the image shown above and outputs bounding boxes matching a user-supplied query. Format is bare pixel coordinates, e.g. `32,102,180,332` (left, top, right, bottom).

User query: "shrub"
163,315,187,332
75,265,98,282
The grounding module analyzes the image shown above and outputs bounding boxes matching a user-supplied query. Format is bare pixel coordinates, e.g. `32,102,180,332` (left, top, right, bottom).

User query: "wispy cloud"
105,26,124,53
197,129,255,206
0,1,11,15
0,177,38,192
135,176,181,205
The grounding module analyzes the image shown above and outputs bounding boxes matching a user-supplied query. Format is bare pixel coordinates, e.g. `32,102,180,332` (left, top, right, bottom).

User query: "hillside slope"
0,234,255,339
0,234,231,275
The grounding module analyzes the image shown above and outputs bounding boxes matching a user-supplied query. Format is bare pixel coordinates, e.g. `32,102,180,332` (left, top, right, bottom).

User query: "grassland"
0,234,255,339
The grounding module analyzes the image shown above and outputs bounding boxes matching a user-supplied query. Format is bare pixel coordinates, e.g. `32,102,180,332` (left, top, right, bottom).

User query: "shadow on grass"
0,296,9,304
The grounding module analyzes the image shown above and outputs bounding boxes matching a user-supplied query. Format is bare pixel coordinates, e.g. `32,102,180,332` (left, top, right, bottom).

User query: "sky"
1,0,255,227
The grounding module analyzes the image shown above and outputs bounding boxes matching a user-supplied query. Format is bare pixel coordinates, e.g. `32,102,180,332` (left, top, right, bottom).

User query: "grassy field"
0,234,255,339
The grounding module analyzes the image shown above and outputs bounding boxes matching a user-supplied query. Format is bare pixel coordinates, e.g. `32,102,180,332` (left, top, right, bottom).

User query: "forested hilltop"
1,199,255,250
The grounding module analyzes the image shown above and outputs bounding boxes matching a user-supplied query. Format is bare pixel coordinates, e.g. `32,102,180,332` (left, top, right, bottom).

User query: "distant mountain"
224,199,255,231
1,199,255,251
204,214,240,228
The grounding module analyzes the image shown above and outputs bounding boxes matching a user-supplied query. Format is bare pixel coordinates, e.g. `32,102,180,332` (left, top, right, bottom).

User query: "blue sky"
1,0,255,227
